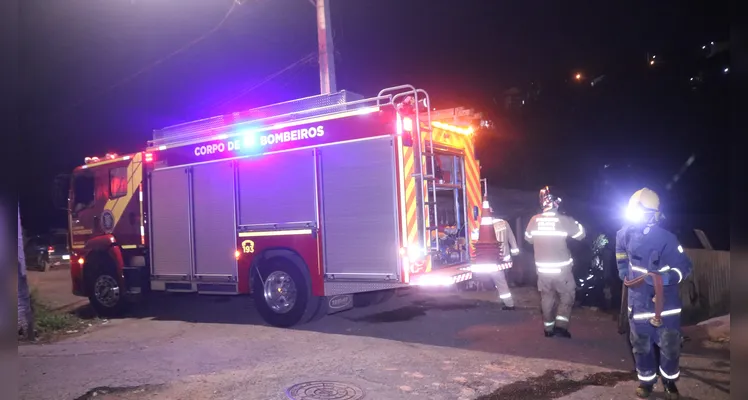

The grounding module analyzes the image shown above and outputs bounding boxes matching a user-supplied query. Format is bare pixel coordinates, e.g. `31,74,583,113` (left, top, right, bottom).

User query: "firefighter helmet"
626,187,662,224
539,186,562,211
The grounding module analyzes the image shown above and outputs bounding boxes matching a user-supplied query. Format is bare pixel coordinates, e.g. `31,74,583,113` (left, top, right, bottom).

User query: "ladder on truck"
378,86,439,256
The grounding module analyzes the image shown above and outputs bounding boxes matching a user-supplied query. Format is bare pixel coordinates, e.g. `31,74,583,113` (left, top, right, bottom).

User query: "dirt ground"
21,270,730,400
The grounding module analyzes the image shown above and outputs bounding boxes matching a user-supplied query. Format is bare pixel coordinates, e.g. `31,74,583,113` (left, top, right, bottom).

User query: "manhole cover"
286,381,365,400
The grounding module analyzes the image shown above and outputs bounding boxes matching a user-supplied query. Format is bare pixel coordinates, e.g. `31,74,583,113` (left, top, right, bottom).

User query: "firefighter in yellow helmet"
617,188,692,399
525,186,586,338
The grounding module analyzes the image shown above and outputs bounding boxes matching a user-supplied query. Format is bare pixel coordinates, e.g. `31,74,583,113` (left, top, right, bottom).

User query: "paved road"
19,285,730,400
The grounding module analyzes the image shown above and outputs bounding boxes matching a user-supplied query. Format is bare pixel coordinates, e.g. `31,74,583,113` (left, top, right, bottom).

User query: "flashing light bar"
432,121,474,135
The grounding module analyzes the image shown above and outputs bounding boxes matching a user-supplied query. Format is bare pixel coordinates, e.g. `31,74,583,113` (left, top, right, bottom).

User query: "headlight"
407,246,426,260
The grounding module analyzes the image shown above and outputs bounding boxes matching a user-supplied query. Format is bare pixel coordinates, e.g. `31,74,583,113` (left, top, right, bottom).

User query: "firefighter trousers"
489,269,514,307
537,270,576,332
629,318,682,384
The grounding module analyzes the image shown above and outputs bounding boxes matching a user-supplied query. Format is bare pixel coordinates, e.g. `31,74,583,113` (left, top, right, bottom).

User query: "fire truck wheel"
252,257,321,328
85,253,127,317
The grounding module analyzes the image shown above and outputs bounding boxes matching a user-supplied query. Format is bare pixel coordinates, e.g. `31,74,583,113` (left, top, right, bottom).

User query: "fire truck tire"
84,252,128,318
252,257,321,328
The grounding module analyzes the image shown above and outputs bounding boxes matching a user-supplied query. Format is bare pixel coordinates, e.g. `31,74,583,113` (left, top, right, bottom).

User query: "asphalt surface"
19,284,730,400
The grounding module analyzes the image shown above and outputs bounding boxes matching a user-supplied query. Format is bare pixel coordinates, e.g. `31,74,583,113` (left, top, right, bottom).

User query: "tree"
18,204,34,340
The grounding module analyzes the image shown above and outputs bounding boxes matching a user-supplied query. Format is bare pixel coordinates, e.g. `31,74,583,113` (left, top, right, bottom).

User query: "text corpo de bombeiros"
193,125,325,156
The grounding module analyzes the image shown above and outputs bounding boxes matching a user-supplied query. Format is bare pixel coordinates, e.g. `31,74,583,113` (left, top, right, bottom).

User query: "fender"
83,234,126,282
250,247,313,294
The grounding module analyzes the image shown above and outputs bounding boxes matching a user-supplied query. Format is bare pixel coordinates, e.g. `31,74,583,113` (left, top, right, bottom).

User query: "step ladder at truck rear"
409,263,472,287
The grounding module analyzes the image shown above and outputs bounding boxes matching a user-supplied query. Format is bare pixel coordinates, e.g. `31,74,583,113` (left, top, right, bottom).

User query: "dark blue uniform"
615,224,692,385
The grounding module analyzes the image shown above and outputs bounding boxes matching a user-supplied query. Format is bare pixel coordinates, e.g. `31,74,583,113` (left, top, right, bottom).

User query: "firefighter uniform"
617,188,692,399
491,218,520,309
525,186,586,338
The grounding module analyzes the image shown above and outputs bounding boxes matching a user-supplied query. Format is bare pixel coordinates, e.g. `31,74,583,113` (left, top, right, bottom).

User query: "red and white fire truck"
64,85,486,327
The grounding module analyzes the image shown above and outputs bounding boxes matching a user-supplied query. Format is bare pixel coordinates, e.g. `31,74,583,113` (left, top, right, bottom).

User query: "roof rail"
149,90,383,149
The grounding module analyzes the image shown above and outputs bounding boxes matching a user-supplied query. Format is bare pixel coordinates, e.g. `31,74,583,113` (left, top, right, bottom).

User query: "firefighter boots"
502,305,515,311
636,383,654,398
544,330,554,338
663,380,680,399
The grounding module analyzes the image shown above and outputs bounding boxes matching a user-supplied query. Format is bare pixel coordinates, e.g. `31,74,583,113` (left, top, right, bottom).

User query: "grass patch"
20,290,94,342
32,294,78,332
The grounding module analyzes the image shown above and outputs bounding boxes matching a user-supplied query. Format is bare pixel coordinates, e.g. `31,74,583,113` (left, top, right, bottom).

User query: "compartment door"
320,136,401,280
192,160,238,280
150,167,192,279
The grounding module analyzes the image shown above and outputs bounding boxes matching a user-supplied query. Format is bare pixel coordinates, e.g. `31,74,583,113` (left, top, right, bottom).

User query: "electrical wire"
48,0,242,119
211,51,316,111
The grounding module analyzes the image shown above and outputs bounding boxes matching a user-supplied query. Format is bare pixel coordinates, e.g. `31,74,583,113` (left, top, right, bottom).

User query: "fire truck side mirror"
52,174,71,211
472,205,479,221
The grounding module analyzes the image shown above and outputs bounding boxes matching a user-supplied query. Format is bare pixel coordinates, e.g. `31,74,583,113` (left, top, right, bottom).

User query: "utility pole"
315,0,337,94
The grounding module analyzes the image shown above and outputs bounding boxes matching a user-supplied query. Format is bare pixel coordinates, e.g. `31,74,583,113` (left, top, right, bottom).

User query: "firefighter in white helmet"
491,216,520,310
525,186,586,338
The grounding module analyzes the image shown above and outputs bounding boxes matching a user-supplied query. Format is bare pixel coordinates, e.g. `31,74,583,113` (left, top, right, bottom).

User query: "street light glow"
575,73,582,80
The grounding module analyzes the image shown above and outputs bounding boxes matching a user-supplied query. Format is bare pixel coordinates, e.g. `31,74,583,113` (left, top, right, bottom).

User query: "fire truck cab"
67,85,485,327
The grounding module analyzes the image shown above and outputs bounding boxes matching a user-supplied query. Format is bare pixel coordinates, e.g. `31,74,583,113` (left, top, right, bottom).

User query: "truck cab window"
72,174,95,213
109,166,128,199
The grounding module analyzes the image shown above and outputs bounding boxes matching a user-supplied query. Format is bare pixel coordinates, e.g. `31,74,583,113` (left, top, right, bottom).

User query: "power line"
47,0,242,120
211,52,316,112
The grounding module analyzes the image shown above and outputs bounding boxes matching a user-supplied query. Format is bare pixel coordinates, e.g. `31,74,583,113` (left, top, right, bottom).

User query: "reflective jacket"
524,210,586,273
493,218,519,268
616,224,693,322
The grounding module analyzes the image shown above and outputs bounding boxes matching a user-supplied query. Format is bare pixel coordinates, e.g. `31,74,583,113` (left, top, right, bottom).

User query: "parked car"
24,231,71,271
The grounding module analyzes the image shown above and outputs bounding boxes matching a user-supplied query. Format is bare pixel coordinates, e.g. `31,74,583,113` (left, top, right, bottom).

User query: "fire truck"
64,85,486,327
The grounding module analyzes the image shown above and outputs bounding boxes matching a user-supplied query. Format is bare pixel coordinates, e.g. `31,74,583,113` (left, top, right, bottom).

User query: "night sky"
20,0,728,240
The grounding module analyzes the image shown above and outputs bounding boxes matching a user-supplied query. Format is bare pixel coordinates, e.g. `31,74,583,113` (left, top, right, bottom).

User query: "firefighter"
525,186,586,338
616,188,692,399
491,216,520,310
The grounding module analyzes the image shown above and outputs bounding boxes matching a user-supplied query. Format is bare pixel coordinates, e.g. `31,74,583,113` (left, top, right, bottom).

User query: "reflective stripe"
536,258,573,268
537,267,562,274
677,245,684,253
616,252,628,260
470,263,499,272
672,268,683,283
530,230,567,237
502,254,512,262
633,308,682,320
659,367,680,380
542,212,556,216
525,231,532,239
631,266,648,274
571,221,584,238
510,248,519,255
659,265,671,272
499,293,512,299
556,315,569,322
637,371,657,382
544,321,555,327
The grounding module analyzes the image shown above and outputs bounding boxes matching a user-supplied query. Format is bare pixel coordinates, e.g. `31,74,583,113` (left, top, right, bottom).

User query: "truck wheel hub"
94,275,120,308
263,270,297,314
